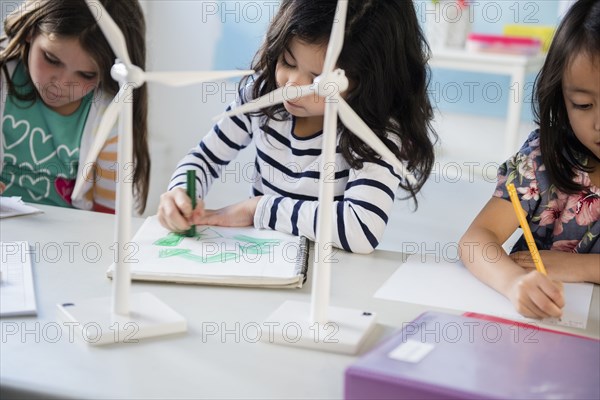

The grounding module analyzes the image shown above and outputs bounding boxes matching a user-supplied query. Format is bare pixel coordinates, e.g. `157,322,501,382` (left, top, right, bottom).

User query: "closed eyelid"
282,49,319,77
284,46,296,61
79,72,97,79
570,102,593,110
43,51,60,62
43,49,97,78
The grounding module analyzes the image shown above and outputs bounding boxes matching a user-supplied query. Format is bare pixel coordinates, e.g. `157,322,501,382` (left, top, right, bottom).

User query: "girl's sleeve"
253,158,403,254
168,99,254,198
91,128,119,212
493,130,543,216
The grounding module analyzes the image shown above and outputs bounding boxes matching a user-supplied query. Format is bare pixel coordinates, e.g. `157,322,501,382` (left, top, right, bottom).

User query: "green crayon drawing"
154,227,282,264
196,227,225,240
153,227,224,247
232,234,280,246
159,248,191,257
154,233,185,247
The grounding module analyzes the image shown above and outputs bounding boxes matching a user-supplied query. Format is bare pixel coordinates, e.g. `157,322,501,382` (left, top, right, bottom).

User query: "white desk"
1,205,598,399
429,49,546,156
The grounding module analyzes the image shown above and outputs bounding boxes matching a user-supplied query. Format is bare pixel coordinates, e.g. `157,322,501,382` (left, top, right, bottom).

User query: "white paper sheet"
0,197,43,219
1,242,37,317
374,254,594,329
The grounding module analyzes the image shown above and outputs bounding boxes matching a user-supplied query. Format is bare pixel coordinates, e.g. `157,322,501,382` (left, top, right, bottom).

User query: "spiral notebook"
107,216,310,288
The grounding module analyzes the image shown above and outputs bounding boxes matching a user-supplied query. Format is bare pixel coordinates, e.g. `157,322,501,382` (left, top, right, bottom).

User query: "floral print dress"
494,130,599,254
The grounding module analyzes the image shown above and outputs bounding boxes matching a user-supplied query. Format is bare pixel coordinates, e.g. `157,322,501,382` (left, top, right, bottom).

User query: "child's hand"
157,188,205,232
508,270,564,319
194,197,262,227
0,181,5,194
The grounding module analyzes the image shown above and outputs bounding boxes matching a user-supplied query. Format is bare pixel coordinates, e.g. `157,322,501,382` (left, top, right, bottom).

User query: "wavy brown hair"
240,0,437,205
1,0,150,213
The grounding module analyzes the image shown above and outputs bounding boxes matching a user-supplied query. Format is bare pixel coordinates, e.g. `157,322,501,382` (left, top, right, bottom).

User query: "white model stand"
221,1,416,355
60,0,251,345
261,301,376,355
58,81,187,345
261,97,378,355
58,292,186,346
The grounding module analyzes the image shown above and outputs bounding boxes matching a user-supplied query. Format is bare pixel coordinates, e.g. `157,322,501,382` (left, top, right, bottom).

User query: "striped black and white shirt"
169,95,404,254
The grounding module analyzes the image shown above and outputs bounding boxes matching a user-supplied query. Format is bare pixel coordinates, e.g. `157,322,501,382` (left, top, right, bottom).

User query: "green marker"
186,169,196,237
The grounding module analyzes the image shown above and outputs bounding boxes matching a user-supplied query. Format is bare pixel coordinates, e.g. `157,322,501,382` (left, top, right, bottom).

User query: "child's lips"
45,89,65,100
285,100,301,109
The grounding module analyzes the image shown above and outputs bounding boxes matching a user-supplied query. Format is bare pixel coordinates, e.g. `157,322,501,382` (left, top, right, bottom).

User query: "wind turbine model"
57,0,253,346
217,0,416,354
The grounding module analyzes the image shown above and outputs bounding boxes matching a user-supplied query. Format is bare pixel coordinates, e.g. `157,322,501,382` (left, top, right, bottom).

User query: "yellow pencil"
506,183,547,275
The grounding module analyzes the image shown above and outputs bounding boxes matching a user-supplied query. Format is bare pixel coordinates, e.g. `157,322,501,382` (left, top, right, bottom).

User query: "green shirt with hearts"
1,62,93,206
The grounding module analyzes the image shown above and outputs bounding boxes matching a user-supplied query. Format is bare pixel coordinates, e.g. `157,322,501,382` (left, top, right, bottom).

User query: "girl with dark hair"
158,0,437,254
0,0,150,214
460,0,599,319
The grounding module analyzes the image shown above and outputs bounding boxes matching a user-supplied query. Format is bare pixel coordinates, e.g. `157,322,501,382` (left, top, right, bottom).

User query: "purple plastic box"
345,311,600,399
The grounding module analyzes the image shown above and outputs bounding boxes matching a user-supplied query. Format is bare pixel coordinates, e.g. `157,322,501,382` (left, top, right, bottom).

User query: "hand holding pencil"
156,169,204,234
186,170,197,237
506,183,563,318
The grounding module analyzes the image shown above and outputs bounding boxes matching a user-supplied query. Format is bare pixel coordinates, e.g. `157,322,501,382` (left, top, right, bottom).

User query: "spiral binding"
294,236,310,286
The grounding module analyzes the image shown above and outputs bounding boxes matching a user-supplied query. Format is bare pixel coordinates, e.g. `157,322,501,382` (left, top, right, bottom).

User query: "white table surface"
1,205,598,399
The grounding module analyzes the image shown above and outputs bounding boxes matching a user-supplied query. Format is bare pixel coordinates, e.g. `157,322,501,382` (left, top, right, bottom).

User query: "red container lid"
467,33,541,46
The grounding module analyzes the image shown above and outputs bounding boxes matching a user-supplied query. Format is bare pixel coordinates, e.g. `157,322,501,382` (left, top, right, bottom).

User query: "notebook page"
1,242,37,317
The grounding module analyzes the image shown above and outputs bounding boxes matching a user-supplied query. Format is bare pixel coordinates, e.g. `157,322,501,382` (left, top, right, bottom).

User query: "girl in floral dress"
459,0,599,319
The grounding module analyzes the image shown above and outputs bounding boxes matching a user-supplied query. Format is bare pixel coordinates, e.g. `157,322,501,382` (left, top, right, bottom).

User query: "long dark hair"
533,0,600,194
1,0,150,213
241,0,437,203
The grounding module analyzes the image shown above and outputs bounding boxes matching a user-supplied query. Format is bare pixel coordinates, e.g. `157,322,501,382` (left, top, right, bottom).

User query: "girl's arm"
92,133,118,214
510,250,600,283
191,156,400,254
459,197,564,319
254,158,400,254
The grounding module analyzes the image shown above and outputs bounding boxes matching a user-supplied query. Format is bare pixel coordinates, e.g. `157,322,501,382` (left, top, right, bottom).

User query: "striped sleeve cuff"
253,194,274,229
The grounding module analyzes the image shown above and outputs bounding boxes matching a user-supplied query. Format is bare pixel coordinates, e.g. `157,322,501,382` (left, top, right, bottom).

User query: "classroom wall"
141,0,567,216
142,0,272,215
418,0,560,120
0,0,569,216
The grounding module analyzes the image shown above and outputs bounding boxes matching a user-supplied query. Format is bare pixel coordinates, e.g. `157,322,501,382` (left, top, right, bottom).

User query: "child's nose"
52,70,76,86
287,71,312,87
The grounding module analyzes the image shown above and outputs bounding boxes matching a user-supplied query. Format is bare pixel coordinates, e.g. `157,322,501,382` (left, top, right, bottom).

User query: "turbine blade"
84,0,132,65
71,88,124,199
213,84,316,120
337,98,417,185
323,0,348,74
144,70,254,87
